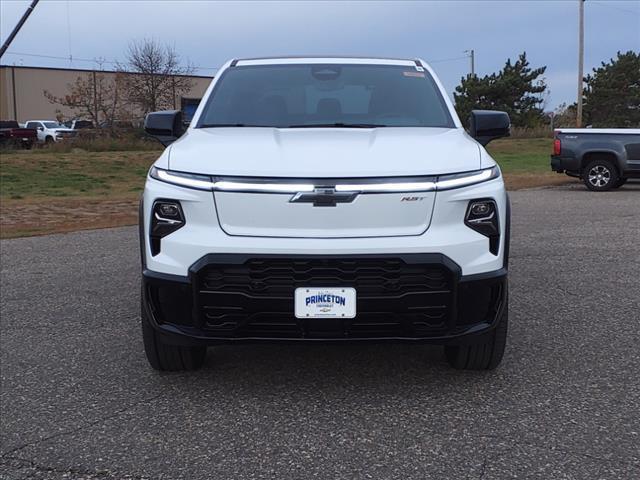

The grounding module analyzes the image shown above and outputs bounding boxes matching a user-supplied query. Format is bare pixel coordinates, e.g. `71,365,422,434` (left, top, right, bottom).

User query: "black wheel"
445,291,508,370
141,288,207,371
45,136,54,144
612,178,627,189
582,159,619,192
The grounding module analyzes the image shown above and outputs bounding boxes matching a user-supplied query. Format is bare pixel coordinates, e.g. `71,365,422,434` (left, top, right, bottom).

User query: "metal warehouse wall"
0,65,212,123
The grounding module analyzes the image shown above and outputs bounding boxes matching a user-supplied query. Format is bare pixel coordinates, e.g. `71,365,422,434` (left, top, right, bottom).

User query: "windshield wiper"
284,123,388,128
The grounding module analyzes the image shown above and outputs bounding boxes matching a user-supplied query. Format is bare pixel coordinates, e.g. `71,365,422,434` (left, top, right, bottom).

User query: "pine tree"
454,52,547,128
583,51,640,127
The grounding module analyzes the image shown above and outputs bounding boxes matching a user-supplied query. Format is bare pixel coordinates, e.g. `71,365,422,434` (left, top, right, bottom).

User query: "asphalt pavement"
1,182,639,479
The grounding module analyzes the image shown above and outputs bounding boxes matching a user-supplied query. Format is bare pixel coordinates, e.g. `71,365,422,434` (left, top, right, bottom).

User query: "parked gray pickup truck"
551,128,640,191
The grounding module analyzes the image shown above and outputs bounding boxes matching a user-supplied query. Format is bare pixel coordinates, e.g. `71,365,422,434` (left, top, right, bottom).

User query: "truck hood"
167,127,481,177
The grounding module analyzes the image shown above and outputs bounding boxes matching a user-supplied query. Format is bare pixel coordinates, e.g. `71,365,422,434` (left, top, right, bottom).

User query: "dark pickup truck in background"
0,120,37,149
551,128,640,191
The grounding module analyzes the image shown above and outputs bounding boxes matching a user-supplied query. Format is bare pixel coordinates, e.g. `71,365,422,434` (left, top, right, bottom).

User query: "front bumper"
142,174,509,278
142,254,507,346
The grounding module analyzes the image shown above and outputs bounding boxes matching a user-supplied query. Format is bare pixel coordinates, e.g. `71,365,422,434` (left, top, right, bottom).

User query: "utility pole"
0,0,40,59
576,0,585,127
464,49,475,77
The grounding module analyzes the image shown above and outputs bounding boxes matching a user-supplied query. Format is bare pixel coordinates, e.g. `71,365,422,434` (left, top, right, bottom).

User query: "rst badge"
294,287,357,318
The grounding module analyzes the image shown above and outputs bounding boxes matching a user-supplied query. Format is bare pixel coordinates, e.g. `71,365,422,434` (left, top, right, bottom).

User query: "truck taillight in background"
553,138,561,156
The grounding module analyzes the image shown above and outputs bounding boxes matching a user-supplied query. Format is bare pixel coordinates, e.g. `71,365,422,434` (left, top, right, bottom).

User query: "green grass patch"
487,137,552,173
0,150,159,200
0,138,554,202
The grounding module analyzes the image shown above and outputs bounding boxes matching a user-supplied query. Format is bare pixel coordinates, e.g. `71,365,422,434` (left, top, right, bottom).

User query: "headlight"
465,199,500,255
436,166,500,191
150,166,215,190
150,200,185,256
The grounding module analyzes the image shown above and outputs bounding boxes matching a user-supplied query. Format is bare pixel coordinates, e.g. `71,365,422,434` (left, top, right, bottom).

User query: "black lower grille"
194,257,456,338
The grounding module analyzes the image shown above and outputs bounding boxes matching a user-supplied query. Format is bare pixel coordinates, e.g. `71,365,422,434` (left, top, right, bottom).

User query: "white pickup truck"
139,56,512,372
24,120,76,143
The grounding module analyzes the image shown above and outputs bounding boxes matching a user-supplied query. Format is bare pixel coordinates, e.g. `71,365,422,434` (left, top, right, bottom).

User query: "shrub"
0,128,162,154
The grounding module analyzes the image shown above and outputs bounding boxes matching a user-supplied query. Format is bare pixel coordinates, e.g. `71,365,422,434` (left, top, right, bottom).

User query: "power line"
2,51,220,72
4,51,118,64
2,50,470,71
3,50,471,74
590,1,640,16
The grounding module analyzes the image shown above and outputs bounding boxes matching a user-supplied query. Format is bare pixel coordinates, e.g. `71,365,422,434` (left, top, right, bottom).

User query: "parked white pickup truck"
139,56,512,372
24,120,76,143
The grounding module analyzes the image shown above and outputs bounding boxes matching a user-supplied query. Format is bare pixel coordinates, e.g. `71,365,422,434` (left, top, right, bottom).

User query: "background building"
0,65,212,123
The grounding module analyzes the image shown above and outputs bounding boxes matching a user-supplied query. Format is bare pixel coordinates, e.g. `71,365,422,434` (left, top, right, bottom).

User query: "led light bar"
150,167,500,193
213,181,315,193
436,167,499,191
150,167,215,190
335,181,436,193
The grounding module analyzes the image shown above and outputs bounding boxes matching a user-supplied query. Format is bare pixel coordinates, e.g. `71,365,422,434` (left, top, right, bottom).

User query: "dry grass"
0,149,158,238
509,126,554,139
0,196,139,239
0,130,161,155
504,172,572,190
1,149,158,200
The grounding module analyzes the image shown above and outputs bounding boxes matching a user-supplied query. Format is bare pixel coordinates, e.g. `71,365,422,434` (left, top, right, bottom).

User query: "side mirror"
144,110,184,146
469,110,510,146
37,126,44,131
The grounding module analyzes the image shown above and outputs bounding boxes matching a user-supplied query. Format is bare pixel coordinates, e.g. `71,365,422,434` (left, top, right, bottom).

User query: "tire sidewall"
582,159,619,192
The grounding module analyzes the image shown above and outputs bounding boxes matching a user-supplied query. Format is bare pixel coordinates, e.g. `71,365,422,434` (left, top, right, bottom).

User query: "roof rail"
235,55,416,62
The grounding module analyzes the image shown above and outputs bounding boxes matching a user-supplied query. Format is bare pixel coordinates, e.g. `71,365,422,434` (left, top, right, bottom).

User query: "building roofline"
0,64,214,79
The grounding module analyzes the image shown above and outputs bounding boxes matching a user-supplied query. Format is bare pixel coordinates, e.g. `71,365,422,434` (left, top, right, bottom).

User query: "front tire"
582,159,618,191
141,290,207,371
445,292,508,370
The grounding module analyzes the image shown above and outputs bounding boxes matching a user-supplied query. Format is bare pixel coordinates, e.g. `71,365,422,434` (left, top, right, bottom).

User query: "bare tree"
44,71,123,125
118,39,194,114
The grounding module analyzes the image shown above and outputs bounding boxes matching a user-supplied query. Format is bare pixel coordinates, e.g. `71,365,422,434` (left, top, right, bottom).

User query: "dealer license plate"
294,287,356,319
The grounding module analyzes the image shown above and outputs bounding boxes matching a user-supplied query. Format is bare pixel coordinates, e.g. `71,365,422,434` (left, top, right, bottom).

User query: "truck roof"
555,128,640,135
234,56,425,68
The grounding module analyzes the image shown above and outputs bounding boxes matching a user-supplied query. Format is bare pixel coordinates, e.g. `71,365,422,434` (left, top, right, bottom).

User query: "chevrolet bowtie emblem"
289,188,358,207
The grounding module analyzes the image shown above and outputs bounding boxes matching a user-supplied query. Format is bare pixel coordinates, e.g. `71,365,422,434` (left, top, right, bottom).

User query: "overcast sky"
1,0,638,109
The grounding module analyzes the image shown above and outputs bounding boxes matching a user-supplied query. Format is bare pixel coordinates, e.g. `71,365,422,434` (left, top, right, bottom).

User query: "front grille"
194,257,456,338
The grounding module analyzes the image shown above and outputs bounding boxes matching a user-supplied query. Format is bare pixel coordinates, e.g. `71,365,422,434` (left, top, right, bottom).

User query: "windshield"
197,64,455,128
43,122,63,128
